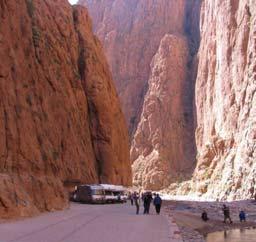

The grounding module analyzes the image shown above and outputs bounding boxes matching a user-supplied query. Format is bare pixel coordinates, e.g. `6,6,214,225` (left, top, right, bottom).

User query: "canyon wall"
82,0,256,200
81,0,201,190
190,0,256,200
0,0,131,218
80,0,188,135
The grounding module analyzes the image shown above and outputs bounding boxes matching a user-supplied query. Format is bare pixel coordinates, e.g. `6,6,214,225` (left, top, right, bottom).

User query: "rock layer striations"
0,0,131,218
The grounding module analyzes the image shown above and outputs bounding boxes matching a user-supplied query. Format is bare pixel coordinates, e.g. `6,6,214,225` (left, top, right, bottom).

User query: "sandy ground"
0,202,182,242
164,199,256,242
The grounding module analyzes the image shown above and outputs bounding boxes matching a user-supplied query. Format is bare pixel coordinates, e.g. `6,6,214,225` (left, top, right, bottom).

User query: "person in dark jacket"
239,210,246,222
222,204,232,223
201,211,209,221
153,194,162,214
143,192,152,214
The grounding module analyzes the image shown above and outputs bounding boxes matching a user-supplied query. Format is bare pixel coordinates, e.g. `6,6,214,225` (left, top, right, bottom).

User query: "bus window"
91,189,104,195
113,191,123,196
105,190,113,195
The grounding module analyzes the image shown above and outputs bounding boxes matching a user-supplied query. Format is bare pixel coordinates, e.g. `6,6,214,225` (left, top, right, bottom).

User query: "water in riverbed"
206,228,256,242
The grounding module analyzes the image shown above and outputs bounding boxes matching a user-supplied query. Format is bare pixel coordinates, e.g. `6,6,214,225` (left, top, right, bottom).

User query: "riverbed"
164,199,256,242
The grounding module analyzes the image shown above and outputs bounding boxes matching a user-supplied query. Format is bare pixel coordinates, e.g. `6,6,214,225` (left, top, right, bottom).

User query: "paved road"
0,203,182,242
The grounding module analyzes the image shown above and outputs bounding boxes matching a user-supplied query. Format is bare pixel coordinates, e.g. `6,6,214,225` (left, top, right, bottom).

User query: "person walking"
222,204,232,223
134,192,140,215
144,192,152,214
153,194,162,215
143,194,148,214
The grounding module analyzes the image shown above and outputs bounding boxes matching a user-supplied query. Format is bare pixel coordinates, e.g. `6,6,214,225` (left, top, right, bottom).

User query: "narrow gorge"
0,0,255,220
81,0,256,200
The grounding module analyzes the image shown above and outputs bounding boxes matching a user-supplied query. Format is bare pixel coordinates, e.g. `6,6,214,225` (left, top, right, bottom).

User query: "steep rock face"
131,35,192,190
79,0,188,135
81,0,201,190
73,7,131,187
0,0,131,218
191,0,256,200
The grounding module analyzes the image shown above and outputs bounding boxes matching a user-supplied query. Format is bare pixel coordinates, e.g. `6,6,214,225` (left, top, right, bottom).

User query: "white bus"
73,184,127,204
73,184,105,204
100,184,127,203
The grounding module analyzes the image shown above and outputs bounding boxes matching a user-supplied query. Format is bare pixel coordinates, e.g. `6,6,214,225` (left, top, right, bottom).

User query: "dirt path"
0,203,182,242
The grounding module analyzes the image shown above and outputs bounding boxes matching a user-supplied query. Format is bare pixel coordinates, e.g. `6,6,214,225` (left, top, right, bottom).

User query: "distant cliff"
0,0,131,218
80,0,201,190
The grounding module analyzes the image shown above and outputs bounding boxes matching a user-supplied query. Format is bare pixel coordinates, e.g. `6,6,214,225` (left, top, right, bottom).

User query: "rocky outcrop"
0,0,131,218
81,0,201,190
190,0,256,200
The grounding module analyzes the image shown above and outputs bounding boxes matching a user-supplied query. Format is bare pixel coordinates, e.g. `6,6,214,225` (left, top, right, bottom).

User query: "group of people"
201,204,246,223
129,192,162,215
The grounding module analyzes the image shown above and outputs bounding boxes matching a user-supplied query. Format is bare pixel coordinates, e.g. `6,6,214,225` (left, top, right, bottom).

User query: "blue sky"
68,0,78,4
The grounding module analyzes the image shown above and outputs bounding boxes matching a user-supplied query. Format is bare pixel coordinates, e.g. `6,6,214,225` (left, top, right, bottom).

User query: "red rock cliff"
0,0,131,218
80,0,201,190
79,0,187,135
81,0,256,200
190,0,256,200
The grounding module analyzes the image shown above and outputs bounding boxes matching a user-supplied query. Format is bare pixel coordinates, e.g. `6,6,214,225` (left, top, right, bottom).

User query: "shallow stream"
206,227,256,242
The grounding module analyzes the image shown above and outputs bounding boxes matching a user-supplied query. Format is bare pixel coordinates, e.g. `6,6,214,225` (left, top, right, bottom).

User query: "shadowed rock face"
190,0,256,200
80,0,201,190
0,0,131,218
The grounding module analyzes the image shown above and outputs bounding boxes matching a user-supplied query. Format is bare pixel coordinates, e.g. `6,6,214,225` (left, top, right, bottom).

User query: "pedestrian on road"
222,204,232,224
153,194,162,215
143,194,147,214
144,192,152,214
134,192,140,215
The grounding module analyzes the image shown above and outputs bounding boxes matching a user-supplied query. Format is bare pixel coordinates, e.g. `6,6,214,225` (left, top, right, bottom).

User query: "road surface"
0,203,182,242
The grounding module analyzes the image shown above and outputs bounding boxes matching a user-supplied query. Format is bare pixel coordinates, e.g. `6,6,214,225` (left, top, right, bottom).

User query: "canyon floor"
1,200,256,242
0,203,182,242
